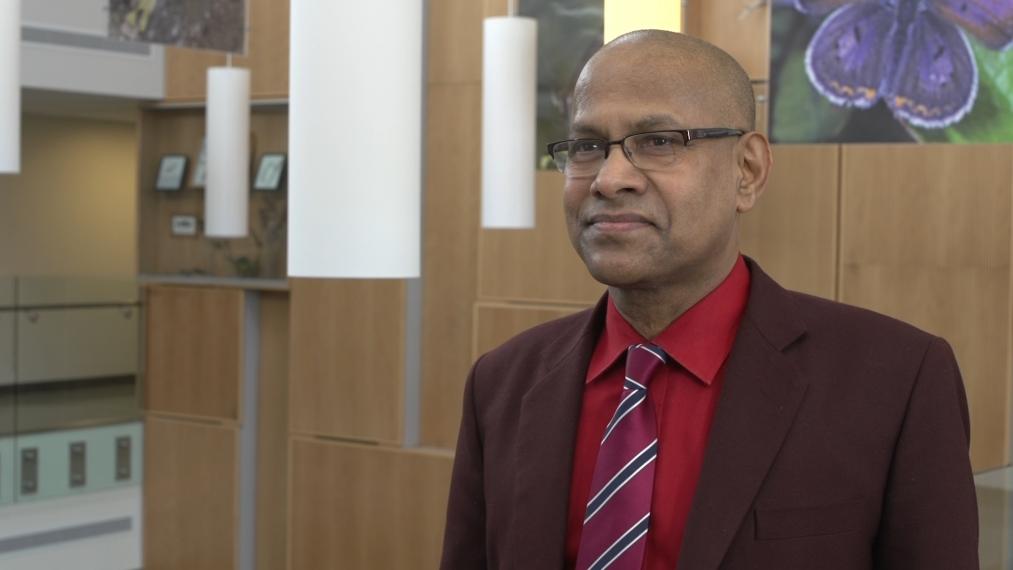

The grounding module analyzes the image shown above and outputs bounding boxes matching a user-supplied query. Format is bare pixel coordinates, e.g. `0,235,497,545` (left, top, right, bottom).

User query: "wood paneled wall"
288,439,453,570
420,0,490,449
145,286,244,421
144,416,238,570
839,145,1013,469
289,279,406,444
144,286,291,570
684,0,770,80
739,145,839,298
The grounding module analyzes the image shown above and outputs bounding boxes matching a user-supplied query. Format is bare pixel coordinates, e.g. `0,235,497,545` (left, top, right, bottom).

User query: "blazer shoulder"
783,290,940,354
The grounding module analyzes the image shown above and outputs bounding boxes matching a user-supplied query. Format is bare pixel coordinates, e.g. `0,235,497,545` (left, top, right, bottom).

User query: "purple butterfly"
796,0,1013,128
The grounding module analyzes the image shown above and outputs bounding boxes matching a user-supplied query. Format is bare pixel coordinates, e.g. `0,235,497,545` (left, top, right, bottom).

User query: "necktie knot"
624,343,667,391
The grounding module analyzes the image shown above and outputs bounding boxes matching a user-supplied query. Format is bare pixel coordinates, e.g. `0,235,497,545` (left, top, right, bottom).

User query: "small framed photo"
253,153,286,191
156,155,188,191
191,139,207,188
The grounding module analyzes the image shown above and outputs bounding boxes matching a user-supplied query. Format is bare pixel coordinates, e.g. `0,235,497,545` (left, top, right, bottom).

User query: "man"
441,30,978,569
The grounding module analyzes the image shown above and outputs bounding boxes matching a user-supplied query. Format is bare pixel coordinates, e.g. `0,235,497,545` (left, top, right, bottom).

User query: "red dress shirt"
564,256,751,569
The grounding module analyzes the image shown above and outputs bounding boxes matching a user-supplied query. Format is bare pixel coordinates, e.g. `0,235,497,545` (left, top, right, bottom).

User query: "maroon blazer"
441,259,978,569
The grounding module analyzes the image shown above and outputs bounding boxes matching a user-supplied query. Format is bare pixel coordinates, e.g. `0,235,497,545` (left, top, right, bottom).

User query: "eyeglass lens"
551,131,689,176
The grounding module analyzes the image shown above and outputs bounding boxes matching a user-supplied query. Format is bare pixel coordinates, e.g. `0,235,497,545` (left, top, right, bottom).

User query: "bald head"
574,30,755,131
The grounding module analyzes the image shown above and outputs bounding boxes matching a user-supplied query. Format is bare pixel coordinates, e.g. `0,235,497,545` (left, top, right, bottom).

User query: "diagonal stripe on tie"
587,513,652,570
639,344,666,363
584,439,657,523
601,390,646,444
624,376,646,391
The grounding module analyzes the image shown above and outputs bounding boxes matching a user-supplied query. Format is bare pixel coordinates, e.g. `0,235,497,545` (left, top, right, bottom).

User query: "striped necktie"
575,343,666,570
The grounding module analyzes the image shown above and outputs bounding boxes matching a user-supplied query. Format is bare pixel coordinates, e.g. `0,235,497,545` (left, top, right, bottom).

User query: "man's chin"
584,263,647,289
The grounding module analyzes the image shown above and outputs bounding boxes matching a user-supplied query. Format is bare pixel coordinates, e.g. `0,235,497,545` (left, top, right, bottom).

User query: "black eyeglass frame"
546,128,746,173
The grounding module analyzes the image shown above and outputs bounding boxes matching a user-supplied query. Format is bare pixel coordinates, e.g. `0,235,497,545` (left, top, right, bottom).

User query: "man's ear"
735,131,772,213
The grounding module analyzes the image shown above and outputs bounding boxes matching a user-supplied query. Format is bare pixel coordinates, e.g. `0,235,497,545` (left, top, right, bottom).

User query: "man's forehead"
571,78,710,136
570,111,689,137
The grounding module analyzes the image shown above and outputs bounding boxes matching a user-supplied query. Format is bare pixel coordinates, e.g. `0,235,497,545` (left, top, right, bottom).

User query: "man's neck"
609,256,739,339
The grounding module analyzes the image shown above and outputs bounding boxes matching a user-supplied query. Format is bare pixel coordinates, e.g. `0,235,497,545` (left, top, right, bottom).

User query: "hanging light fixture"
288,0,423,278
603,0,682,43
0,0,19,174
205,65,250,238
481,6,537,229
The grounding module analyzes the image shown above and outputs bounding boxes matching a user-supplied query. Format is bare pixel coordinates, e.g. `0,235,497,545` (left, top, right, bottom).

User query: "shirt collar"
585,255,751,385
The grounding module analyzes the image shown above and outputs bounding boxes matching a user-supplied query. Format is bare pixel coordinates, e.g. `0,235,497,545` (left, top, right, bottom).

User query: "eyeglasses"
546,128,745,177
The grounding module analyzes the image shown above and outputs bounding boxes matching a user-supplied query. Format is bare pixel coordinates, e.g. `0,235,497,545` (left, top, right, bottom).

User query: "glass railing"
0,276,142,505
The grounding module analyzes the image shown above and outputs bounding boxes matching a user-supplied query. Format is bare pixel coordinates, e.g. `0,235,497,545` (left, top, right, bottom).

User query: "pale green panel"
0,437,14,504
17,306,139,384
0,311,12,386
16,276,138,306
0,279,13,308
15,422,143,502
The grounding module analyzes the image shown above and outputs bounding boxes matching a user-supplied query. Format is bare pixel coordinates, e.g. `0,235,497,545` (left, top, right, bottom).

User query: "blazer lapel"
509,297,606,568
678,261,809,570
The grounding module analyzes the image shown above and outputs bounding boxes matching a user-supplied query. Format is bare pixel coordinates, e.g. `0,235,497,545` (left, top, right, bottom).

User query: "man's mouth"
586,213,653,232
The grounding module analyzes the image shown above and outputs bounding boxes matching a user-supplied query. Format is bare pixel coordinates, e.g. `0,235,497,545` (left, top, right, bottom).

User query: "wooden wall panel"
739,145,839,299
421,84,482,448
257,292,289,570
145,286,244,421
685,0,770,80
232,0,290,98
164,49,226,102
474,302,586,359
164,0,289,101
839,144,1012,471
428,0,484,84
484,0,508,18
144,417,237,570
289,279,405,444
478,170,606,304
288,439,453,570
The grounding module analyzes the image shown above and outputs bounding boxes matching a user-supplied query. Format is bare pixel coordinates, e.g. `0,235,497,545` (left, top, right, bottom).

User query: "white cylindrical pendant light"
288,0,422,278
481,16,537,229
0,0,20,174
205,67,250,238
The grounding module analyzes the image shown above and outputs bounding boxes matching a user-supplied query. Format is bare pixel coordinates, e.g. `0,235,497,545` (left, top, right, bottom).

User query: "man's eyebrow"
569,122,605,138
631,114,682,132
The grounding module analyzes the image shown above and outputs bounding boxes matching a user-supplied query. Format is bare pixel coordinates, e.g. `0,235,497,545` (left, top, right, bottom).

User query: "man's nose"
592,144,644,198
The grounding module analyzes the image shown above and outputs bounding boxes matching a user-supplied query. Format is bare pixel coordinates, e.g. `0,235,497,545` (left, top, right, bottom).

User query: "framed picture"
156,155,188,191
191,139,207,188
253,153,286,191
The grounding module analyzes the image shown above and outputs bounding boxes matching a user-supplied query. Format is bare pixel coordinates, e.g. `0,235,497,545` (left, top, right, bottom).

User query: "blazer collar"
508,294,607,567
678,258,809,569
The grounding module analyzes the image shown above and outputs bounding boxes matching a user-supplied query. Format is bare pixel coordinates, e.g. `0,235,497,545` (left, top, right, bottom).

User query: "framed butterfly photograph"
769,0,1013,143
